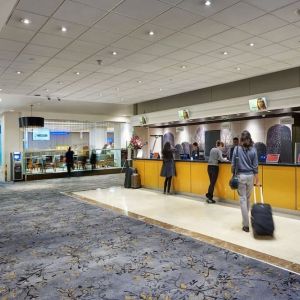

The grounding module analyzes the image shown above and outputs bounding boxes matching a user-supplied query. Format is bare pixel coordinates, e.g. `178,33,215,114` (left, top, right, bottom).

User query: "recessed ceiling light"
0,88,2,91
137,80,142,83
181,65,187,69
159,88,163,91
205,0,211,6
21,18,31,24
249,42,255,47
75,71,80,75
112,51,117,56
236,67,241,71
16,71,22,75
61,26,67,32
0,98,2,102
223,51,228,55
149,31,155,36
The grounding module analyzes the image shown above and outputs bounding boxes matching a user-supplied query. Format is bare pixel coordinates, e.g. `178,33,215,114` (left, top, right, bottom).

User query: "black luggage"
251,185,274,236
131,172,141,189
124,167,135,188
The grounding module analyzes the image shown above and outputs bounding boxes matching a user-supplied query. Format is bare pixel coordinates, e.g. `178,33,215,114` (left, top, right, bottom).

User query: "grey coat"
160,158,176,177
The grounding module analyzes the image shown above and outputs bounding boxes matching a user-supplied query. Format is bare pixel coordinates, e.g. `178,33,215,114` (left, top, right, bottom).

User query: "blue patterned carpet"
0,175,299,299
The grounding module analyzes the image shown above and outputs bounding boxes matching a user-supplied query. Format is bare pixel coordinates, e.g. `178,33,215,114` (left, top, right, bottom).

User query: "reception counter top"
133,159,300,211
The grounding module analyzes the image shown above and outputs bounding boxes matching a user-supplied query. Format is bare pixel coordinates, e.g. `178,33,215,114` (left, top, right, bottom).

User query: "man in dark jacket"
229,137,239,161
65,146,74,176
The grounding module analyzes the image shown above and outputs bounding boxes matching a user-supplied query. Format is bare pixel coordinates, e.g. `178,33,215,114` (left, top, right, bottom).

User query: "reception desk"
133,159,300,211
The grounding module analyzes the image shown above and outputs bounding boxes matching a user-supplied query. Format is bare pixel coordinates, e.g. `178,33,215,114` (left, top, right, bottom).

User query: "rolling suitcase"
251,185,274,236
131,172,141,189
124,167,135,188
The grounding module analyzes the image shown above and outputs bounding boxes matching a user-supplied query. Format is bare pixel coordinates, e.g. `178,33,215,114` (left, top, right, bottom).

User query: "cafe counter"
133,159,300,211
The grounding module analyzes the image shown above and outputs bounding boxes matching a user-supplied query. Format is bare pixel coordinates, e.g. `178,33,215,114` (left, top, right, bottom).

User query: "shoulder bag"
229,146,239,190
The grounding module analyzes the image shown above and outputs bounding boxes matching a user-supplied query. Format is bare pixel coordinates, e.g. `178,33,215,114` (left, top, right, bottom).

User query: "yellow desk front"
133,159,299,211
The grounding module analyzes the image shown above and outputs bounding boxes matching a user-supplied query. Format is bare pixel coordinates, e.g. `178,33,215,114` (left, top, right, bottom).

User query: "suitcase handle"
253,184,264,204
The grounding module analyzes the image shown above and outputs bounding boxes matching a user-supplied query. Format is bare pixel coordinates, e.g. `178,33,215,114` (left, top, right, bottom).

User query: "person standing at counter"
90,150,97,170
228,137,239,161
206,141,227,203
191,142,200,160
160,142,176,195
232,130,259,233
65,146,74,177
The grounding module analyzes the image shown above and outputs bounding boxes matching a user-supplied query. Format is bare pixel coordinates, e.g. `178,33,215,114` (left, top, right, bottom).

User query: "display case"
23,148,122,176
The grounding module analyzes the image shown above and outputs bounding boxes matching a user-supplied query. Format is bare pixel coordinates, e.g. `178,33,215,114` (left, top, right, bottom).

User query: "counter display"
133,159,300,211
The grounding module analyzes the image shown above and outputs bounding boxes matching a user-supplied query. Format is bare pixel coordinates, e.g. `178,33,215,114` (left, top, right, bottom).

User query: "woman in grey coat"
160,142,176,194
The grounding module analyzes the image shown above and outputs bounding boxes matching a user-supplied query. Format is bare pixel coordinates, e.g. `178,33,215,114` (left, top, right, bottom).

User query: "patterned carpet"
0,175,299,299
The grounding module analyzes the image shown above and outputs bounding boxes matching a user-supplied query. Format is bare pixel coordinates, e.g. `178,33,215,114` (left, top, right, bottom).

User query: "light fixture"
223,51,228,55
21,18,31,25
57,97,61,102
17,71,22,75
137,80,142,83
205,0,211,6
149,31,155,36
75,71,80,75
159,88,163,91
236,67,241,71
0,98,2,102
0,88,2,91
47,96,51,101
61,26,67,32
19,104,44,128
249,42,255,47
181,65,187,69
112,51,117,56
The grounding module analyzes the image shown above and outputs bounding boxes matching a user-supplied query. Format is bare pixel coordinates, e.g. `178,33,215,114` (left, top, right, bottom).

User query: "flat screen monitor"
178,109,190,120
32,128,50,141
249,97,267,111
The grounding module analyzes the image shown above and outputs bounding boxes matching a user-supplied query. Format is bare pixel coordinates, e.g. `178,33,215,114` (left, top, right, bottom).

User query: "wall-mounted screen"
32,128,50,141
178,109,190,120
249,97,267,111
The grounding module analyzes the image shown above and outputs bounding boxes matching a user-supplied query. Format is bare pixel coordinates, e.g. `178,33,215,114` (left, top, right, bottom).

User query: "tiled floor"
74,187,300,267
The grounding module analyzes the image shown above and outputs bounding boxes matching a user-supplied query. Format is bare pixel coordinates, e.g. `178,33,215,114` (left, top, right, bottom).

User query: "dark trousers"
67,163,73,176
164,176,172,193
207,165,219,199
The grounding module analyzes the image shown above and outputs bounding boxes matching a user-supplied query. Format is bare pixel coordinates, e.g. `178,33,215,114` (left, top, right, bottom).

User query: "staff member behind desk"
228,137,239,161
232,130,259,233
160,142,175,195
191,142,200,160
65,146,74,177
206,141,228,203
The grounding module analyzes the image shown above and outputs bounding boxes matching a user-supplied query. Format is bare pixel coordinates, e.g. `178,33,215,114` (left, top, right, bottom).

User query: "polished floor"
75,186,300,268
1,175,300,299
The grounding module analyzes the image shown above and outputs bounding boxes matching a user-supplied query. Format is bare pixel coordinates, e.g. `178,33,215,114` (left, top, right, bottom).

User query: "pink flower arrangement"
129,135,143,150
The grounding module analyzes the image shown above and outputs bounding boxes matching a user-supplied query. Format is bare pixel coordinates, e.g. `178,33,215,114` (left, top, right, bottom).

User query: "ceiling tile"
160,32,199,48
16,0,65,16
270,50,300,61
31,32,74,48
66,40,105,54
123,53,157,63
15,53,50,65
159,0,183,4
212,2,265,27
239,14,288,35
272,2,300,22
129,23,175,41
187,54,220,66
79,27,123,45
243,0,296,12
96,65,127,75
166,49,199,61
40,18,88,38
260,24,300,42
209,47,243,59
139,43,176,55
94,13,143,35
0,39,26,52
7,10,48,31
53,0,107,26
22,44,60,57
112,36,153,51
181,19,229,39
113,0,171,21
232,37,272,52
246,57,277,67
228,52,262,63
72,0,123,11
0,50,19,61
280,36,300,49
55,50,92,61
0,26,35,43
257,43,290,56
178,0,240,17
209,28,253,45
44,58,78,68
185,39,223,54
151,7,203,30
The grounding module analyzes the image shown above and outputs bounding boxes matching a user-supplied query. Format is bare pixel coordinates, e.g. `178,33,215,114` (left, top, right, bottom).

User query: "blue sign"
50,131,70,136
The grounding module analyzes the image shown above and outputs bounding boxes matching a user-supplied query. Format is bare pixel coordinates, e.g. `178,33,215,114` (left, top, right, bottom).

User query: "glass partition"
23,148,123,176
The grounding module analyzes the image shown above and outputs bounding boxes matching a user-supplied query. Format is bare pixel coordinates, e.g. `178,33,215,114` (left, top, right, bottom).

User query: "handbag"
229,146,239,190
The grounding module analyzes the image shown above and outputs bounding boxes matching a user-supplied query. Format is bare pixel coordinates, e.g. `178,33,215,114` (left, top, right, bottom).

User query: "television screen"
249,97,267,111
178,109,190,120
32,128,50,141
